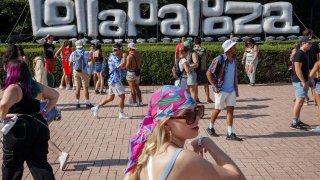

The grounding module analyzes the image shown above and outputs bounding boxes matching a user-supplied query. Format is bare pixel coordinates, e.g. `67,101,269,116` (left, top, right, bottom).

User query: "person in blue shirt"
206,39,242,141
91,43,132,119
69,40,93,108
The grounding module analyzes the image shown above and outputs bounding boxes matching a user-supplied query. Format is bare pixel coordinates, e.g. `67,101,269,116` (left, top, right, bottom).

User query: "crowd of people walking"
1,28,320,179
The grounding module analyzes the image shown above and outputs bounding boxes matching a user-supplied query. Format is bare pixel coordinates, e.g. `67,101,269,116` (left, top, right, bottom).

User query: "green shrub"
0,42,294,86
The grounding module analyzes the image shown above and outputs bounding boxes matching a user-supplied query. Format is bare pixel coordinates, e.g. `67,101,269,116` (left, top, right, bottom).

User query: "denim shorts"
187,71,197,86
292,81,309,98
174,77,188,90
40,102,60,122
87,64,94,75
315,83,320,94
94,62,102,73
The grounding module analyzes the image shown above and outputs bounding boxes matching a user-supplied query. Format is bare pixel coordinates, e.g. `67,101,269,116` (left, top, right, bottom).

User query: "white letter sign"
29,0,300,37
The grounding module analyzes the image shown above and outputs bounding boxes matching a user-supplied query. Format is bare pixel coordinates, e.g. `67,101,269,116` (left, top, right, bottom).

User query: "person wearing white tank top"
241,38,259,86
124,85,245,180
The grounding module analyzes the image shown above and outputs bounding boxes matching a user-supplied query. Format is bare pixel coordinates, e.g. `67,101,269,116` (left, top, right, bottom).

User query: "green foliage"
0,0,30,36
0,42,295,86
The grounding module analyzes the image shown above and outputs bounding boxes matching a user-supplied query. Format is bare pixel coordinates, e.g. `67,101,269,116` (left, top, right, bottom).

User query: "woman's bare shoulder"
175,149,218,179
6,84,22,92
178,149,213,168
3,84,23,102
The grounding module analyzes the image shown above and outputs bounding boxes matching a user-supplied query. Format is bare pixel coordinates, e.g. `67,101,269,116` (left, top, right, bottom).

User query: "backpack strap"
80,49,84,72
187,51,193,64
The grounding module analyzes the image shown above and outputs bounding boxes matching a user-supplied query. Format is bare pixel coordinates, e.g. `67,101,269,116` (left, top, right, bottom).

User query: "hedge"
0,42,296,86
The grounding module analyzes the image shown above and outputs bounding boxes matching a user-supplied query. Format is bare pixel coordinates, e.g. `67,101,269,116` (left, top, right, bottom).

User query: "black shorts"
197,71,208,85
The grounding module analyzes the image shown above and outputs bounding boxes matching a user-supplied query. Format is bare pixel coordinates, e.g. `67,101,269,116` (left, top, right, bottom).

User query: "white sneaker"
54,107,61,121
138,102,144,106
66,84,72,90
59,85,64,89
128,103,138,107
59,152,69,171
72,86,76,90
91,106,99,118
311,127,320,133
119,112,132,119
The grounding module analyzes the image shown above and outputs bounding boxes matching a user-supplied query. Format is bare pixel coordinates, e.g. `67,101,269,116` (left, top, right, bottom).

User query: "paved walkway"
1,84,320,180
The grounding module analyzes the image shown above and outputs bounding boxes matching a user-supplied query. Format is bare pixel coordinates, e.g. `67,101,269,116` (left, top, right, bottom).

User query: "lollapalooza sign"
29,0,300,37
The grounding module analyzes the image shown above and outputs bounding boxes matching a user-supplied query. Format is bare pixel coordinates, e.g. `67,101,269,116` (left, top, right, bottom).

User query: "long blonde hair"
33,56,48,86
128,118,171,179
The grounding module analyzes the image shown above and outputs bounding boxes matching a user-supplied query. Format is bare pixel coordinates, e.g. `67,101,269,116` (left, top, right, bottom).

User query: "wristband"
41,109,47,119
212,86,219,92
197,136,204,148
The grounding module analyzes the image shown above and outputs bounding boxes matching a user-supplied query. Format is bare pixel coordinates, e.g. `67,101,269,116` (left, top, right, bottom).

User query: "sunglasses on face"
170,105,205,125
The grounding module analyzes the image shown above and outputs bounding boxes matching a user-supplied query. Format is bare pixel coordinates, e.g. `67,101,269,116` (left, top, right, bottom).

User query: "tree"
0,0,31,42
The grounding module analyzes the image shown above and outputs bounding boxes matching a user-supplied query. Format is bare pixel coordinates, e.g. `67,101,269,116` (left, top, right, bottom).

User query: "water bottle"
1,116,18,135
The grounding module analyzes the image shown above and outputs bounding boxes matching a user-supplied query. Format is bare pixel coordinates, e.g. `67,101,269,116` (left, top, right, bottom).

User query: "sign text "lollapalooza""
29,0,300,37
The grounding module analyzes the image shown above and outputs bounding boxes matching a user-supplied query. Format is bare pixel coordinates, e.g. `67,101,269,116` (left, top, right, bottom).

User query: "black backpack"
101,57,110,79
174,58,184,78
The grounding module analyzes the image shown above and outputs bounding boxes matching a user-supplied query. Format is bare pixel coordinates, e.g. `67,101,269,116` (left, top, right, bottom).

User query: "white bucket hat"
222,39,237,53
75,40,83,48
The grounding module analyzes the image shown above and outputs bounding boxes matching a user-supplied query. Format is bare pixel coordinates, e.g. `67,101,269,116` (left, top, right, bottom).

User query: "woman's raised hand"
190,137,207,157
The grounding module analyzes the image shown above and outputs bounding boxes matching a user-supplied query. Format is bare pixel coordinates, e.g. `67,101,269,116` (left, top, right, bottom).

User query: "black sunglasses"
170,105,204,125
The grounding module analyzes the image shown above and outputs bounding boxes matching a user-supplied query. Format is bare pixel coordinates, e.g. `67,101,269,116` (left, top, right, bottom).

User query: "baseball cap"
128,42,137,50
46,34,53,38
183,40,192,47
301,36,313,44
75,40,83,48
112,43,123,51
222,39,237,53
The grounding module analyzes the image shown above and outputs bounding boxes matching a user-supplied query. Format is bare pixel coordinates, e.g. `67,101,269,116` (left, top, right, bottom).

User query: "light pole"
310,0,314,28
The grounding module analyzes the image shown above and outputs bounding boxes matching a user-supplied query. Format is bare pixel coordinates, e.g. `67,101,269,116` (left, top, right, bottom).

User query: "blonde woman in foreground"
124,85,245,180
